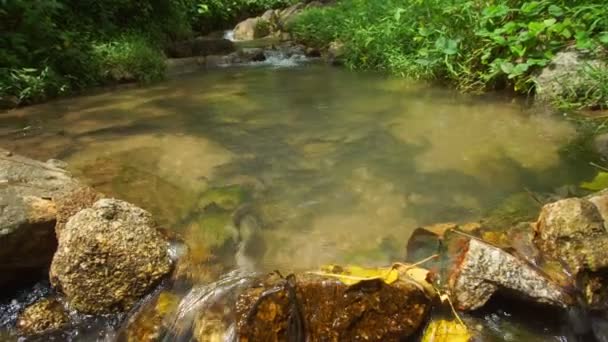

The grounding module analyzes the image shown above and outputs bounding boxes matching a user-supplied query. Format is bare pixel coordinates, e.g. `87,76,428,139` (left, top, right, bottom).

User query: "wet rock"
234,18,271,41
118,291,179,342
54,186,104,236
534,198,608,275
16,297,69,336
235,272,430,341
448,233,572,310
238,48,267,62
167,38,235,58
535,51,607,105
50,199,172,314
0,150,80,290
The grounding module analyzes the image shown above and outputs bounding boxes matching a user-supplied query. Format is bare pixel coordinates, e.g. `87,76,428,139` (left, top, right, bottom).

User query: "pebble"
5,151,12,157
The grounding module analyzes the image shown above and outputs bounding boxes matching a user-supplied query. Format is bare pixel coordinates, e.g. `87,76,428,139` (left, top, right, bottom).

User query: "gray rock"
0,149,80,290
50,199,172,314
534,198,608,275
535,51,606,105
450,237,571,310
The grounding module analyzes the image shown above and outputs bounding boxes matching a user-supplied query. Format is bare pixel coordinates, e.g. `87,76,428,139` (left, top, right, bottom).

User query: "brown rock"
50,199,172,314
235,272,430,341
17,298,69,336
54,186,104,236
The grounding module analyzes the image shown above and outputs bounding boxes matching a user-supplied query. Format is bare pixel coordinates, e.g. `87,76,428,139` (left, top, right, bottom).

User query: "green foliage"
192,0,296,32
291,0,608,100
93,35,167,84
0,0,193,107
554,63,608,110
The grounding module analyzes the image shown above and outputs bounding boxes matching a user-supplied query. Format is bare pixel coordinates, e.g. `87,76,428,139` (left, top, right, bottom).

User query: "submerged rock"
534,198,608,275
50,199,172,314
0,150,80,290
16,297,69,336
235,272,430,341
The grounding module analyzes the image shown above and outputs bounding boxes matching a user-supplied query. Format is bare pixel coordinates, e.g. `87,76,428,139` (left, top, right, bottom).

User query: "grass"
290,0,608,109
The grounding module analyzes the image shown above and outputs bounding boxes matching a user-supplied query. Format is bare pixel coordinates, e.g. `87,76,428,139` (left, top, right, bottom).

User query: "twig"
590,161,608,172
523,187,543,205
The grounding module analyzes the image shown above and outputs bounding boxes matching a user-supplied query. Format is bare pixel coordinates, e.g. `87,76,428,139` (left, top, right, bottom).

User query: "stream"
0,61,597,340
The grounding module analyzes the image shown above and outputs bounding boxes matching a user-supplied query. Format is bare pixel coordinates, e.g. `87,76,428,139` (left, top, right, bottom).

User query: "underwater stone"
50,199,172,314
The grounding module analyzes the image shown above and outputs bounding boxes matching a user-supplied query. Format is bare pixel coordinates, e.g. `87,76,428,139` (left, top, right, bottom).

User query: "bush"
93,35,167,84
291,0,608,102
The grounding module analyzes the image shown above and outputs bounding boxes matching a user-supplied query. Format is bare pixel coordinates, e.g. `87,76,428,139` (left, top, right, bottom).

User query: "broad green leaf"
543,18,557,28
599,33,608,44
548,5,564,17
581,172,608,191
500,61,514,74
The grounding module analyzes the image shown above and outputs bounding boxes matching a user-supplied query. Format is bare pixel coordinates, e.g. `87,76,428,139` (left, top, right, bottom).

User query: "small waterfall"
166,270,256,341
223,30,235,42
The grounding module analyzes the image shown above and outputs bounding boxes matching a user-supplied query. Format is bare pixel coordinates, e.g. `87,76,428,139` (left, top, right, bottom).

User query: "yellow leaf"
312,264,400,285
422,320,471,342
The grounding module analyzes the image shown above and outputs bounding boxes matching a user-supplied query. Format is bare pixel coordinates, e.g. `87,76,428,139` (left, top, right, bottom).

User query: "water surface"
0,64,588,272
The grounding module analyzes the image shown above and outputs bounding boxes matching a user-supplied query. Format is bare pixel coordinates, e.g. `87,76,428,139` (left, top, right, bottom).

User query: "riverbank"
288,0,608,111
0,0,300,109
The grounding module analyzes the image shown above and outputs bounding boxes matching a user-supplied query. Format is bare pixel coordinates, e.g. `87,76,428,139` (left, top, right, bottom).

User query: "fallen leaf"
581,172,608,191
312,265,400,285
422,320,471,342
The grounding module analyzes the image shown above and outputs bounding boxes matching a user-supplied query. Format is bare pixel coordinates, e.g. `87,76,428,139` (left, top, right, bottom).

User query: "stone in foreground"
50,199,172,314
235,272,430,341
16,298,69,336
448,234,572,310
0,149,80,290
535,198,608,275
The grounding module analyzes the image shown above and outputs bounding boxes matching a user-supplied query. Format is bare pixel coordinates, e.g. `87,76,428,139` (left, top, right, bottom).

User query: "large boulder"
0,149,80,290
535,51,606,105
50,199,172,314
233,17,271,41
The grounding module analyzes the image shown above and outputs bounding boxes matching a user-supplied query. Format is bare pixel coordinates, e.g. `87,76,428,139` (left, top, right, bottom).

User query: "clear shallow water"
1,63,597,341
0,64,590,272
